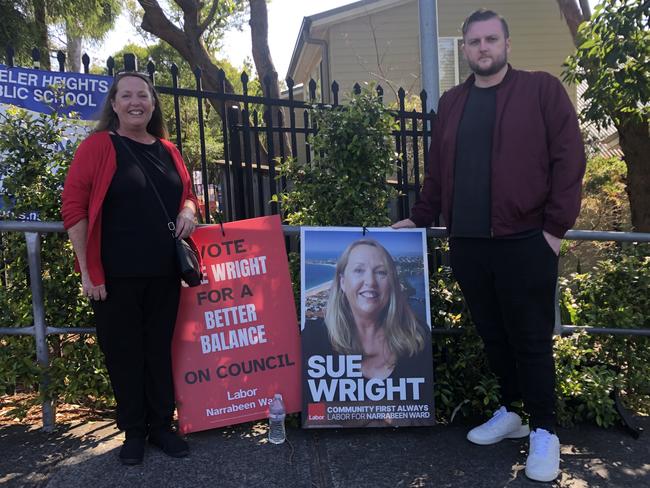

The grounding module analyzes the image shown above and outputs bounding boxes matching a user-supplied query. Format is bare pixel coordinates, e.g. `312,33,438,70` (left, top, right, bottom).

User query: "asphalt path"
1,417,648,487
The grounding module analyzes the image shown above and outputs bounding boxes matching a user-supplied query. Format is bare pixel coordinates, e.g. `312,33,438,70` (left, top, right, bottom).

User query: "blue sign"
0,64,111,120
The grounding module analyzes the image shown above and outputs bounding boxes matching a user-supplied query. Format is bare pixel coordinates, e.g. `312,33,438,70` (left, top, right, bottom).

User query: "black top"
450,84,497,238
301,318,435,428
301,318,434,382
101,134,182,277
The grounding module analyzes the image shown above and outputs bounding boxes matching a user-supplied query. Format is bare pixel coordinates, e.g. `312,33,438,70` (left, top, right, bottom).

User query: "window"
438,37,472,93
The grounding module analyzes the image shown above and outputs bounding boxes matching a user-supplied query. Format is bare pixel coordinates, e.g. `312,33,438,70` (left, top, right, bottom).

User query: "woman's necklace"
116,130,156,145
361,352,396,380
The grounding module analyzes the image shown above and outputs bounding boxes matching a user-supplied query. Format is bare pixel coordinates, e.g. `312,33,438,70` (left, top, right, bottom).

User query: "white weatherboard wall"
303,0,576,105
328,0,421,105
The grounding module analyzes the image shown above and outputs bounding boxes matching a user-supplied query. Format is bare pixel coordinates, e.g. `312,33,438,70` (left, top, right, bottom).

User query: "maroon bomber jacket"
410,66,586,238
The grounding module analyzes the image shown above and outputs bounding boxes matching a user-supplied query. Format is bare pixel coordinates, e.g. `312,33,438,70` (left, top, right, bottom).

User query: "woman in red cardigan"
62,72,198,465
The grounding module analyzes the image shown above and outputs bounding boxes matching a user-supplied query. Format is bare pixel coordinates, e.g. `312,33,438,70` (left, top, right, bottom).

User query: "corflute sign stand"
172,215,301,434
300,227,435,428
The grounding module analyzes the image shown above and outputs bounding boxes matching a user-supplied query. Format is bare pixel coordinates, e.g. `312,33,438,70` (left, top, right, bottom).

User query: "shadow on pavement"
1,417,648,487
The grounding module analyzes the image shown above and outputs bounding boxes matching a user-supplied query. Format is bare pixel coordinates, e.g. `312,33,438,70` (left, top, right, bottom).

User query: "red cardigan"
62,131,199,286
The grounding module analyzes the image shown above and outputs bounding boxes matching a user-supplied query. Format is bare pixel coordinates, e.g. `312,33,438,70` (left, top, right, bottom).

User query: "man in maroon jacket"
394,9,585,482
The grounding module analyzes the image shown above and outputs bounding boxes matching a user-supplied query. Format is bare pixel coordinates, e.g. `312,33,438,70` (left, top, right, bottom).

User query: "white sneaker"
466,406,530,445
525,428,561,482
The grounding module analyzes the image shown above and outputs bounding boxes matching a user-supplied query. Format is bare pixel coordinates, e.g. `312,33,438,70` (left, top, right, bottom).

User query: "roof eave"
285,0,407,80
286,18,312,81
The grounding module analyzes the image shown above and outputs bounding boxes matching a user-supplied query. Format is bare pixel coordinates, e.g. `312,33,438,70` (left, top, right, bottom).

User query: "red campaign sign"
172,215,301,434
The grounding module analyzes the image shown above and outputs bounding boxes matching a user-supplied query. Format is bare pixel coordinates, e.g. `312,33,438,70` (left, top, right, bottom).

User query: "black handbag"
115,134,202,287
175,237,202,287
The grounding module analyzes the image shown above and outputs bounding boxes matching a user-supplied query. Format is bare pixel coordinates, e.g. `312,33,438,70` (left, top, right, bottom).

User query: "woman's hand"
67,219,107,301
175,207,196,239
81,272,107,301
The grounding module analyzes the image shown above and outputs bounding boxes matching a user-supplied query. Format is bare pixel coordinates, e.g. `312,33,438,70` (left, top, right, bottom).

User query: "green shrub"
554,332,621,427
2,102,648,430
561,246,649,330
428,257,500,422
429,241,650,426
552,154,648,426
0,107,113,413
275,85,397,227
272,91,650,427
562,156,630,274
556,244,650,425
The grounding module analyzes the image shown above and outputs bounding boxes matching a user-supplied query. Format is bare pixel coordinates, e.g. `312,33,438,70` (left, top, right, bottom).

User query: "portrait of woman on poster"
304,239,430,380
62,72,198,465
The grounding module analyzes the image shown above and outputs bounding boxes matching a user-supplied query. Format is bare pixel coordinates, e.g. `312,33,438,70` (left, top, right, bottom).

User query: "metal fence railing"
1,220,649,431
3,49,436,223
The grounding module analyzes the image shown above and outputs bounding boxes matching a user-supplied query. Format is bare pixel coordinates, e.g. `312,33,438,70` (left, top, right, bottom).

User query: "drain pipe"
303,21,331,104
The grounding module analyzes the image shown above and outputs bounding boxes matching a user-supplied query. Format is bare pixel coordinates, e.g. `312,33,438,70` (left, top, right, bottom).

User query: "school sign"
0,64,111,120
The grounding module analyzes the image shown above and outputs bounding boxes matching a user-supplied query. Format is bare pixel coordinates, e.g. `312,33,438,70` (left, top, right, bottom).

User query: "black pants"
449,233,558,431
92,276,181,437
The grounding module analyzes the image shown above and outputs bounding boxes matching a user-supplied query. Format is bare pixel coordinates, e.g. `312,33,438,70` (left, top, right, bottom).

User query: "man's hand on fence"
81,273,107,301
392,218,416,229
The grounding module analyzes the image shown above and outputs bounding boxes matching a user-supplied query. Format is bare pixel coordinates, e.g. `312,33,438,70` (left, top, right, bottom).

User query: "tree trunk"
578,0,591,19
138,0,288,161
138,0,237,117
249,0,280,99
32,0,50,70
555,0,589,46
617,117,650,232
66,22,82,72
249,0,289,160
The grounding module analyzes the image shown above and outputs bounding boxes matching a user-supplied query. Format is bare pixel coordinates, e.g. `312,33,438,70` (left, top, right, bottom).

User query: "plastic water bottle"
268,393,286,444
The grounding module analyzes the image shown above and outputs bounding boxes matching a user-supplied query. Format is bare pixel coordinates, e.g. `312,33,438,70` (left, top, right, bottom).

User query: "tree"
0,1,121,72
33,0,50,69
55,0,122,72
559,0,650,232
0,1,37,66
249,0,280,100
0,107,112,408
136,0,246,102
137,0,287,159
109,41,261,172
555,0,592,40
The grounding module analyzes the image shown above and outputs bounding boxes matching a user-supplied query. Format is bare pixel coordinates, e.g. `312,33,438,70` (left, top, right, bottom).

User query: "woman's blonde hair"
324,239,426,357
94,72,169,139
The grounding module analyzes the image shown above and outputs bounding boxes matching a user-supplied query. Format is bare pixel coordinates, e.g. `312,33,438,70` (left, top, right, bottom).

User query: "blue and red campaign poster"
300,227,434,428
172,215,301,434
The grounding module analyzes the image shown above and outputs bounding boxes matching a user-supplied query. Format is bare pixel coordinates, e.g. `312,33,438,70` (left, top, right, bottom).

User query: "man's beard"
468,52,508,77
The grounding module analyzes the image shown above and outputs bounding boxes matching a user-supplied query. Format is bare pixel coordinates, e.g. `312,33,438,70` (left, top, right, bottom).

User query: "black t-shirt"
301,318,433,381
101,134,182,277
450,84,497,238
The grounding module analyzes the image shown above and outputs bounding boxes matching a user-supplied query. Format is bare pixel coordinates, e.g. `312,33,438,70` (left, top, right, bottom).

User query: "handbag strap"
114,133,177,239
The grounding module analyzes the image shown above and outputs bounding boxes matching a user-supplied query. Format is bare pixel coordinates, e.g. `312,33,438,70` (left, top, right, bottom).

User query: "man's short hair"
461,9,510,39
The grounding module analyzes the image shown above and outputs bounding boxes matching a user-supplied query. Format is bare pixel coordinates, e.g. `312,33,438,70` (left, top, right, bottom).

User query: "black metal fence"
4,49,650,434
3,48,436,224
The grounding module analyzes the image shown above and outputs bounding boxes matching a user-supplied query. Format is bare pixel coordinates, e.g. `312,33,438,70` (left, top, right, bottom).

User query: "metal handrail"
1,220,649,431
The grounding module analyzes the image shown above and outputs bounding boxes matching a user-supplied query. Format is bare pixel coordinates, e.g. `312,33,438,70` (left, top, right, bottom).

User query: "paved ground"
1,416,649,488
